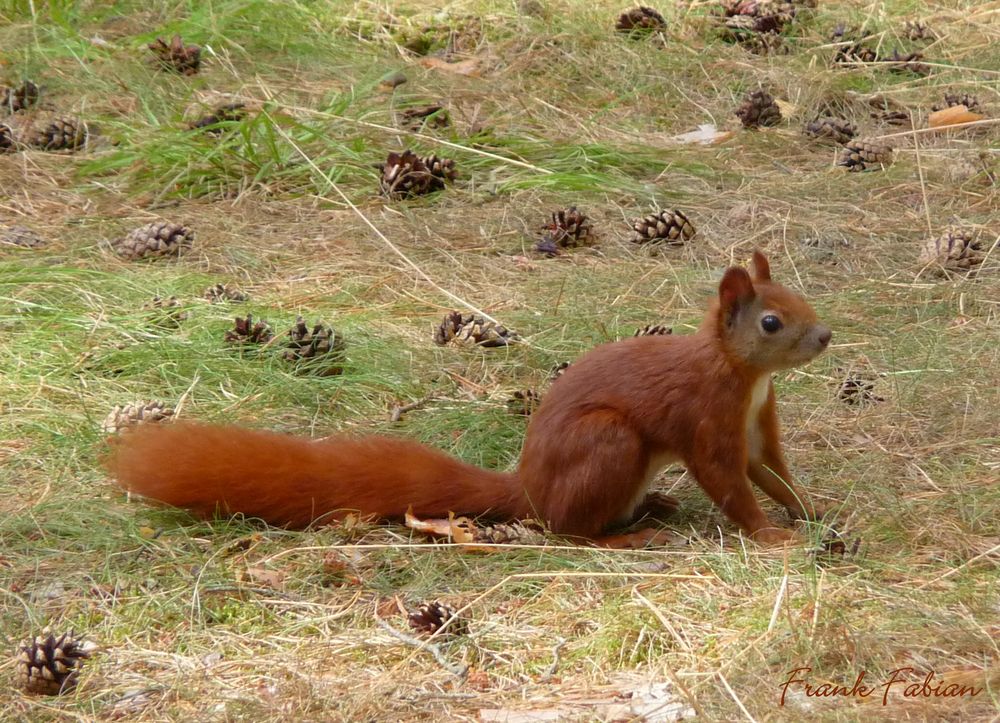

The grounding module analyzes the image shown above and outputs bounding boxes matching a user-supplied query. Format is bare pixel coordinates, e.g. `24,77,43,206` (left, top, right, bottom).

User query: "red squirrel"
106,251,832,547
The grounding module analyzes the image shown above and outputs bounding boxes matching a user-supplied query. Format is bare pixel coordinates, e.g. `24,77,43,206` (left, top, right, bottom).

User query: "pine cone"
224,314,274,345
507,389,541,416
16,630,92,695
407,601,467,637
903,20,934,41
741,30,787,55
400,104,450,131
834,43,878,65
718,1,797,35
616,7,667,35
473,521,546,545
634,324,672,336
550,361,571,380
735,90,782,128
718,15,785,54
883,49,930,76
837,369,884,406
379,150,434,198
837,140,892,172
541,207,593,249
0,122,16,152
918,229,984,276
101,401,175,434
149,35,202,75
189,103,246,133
113,222,193,260
631,209,696,245
1,79,40,113
1,225,46,248
282,317,346,376
870,109,911,126
423,154,457,187
804,117,857,144
144,295,188,327
203,283,248,302
434,311,519,347
932,93,981,113
29,117,87,151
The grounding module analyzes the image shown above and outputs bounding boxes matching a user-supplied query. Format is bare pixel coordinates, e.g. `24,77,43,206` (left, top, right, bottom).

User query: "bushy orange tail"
105,423,524,529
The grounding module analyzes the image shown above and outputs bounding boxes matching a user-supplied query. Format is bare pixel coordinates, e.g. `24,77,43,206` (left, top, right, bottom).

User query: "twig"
873,117,1000,140
389,393,437,423
767,574,788,633
717,671,759,723
540,638,566,681
374,615,468,677
200,585,297,600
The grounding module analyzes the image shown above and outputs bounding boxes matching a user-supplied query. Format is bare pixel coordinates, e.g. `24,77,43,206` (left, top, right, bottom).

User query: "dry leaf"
669,124,734,146
928,105,985,129
404,507,477,542
419,56,481,77
243,566,286,590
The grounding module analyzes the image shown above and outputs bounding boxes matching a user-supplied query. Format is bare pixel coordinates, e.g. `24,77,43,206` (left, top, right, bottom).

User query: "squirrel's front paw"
750,527,798,546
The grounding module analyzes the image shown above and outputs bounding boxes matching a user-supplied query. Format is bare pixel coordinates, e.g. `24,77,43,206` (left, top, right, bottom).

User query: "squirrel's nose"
817,328,832,347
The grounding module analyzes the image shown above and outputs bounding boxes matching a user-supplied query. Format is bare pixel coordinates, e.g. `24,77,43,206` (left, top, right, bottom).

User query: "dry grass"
1,0,998,720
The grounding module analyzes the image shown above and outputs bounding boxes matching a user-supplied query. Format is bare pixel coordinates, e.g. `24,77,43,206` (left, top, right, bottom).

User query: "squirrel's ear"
751,250,771,282
718,267,756,325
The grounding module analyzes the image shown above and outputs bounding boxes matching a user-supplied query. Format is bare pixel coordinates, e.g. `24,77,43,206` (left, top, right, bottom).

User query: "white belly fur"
745,376,771,461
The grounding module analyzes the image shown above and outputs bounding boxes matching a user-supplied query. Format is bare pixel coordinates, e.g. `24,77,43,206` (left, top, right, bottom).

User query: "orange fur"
105,252,832,545
107,424,523,528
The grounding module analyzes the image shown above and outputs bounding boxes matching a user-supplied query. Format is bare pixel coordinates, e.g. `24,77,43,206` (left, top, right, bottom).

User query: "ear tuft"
718,267,755,325
751,250,771,282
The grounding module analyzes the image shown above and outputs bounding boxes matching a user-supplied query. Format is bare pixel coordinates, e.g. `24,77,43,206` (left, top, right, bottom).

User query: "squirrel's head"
712,251,831,371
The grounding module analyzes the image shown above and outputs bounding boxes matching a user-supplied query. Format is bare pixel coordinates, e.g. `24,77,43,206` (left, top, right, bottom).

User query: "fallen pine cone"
931,93,981,113
837,139,892,172
918,228,984,277
631,209,696,245
149,35,202,75
474,521,546,545
616,6,667,36
1,79,40,113
101,401,174,434
407,601,468,637
282,317,346,376
836,366,885,406
433,311,519,347
203,282,248,302
224,314,274,346
16,630,94,695
507,389,541,416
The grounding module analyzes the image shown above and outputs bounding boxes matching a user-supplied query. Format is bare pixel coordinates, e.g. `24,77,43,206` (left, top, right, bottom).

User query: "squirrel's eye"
761,315,783,333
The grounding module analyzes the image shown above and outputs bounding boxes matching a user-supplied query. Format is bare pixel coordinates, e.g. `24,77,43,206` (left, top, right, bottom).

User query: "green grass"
2,0,999,720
